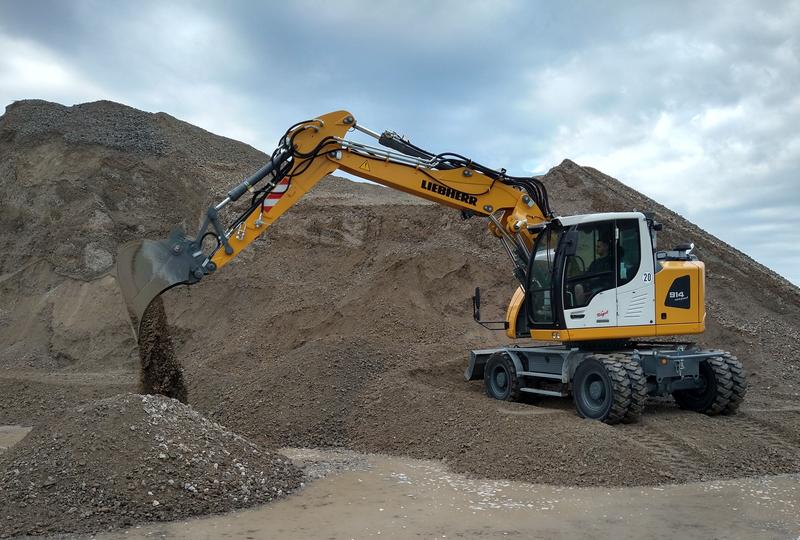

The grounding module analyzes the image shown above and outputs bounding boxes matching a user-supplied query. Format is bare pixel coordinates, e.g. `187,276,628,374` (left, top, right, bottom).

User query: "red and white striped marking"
262,178,289,210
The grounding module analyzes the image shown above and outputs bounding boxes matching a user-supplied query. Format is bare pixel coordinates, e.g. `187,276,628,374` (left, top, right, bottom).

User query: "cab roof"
553,212,646,227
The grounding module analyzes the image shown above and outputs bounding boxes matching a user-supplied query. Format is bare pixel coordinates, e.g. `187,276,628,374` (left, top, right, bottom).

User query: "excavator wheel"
572,355,631,425
673,356,733,415
620,359,648,424
484,352,520,402
721,354,747,415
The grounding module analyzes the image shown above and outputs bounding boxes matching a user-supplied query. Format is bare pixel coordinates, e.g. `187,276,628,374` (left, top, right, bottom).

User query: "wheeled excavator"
116,110,746,424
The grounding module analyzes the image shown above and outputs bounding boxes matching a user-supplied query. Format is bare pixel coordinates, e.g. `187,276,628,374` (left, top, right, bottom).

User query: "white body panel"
616,219,656,326
564,289,617,329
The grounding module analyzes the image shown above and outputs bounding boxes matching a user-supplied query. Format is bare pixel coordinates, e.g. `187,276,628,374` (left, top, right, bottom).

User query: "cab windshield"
528,227,560,324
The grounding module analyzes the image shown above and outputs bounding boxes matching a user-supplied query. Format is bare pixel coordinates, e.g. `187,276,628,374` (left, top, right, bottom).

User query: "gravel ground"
0,394,301,537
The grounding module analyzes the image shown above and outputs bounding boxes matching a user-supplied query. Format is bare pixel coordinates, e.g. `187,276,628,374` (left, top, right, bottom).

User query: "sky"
1,0,798,285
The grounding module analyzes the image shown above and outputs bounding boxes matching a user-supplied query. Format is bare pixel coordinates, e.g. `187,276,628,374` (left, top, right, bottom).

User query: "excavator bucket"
116,229,202,335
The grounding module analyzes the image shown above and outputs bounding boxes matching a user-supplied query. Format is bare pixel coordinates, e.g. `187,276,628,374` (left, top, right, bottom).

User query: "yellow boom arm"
116,110,551,333
212,110,548,268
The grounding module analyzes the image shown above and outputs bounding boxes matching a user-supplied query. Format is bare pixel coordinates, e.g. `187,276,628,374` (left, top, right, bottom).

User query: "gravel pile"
0,99,267,281
0,394,302,537
0,99,169,156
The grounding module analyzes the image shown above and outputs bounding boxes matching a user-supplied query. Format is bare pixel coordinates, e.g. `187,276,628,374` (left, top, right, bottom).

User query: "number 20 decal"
642,272,652,282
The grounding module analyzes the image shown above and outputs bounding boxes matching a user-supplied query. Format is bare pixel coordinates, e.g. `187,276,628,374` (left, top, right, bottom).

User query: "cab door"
562,221,618,329
526,227,560,330
615,218,656,327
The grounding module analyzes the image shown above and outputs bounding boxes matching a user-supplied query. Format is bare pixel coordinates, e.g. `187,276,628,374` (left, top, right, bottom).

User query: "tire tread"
722,354,747,415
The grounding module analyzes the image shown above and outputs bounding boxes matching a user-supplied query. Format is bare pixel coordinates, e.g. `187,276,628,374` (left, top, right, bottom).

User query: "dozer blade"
116,229,203,335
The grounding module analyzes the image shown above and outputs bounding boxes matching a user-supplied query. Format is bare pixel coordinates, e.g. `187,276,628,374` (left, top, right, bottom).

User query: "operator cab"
523,212,659,342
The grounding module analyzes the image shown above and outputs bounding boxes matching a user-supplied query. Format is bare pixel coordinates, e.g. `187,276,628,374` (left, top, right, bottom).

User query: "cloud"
0,0,798,283
0,34,110,105
515,7,800,284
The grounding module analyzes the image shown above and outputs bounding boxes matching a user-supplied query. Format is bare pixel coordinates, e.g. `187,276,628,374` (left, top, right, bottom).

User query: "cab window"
528,228,560,324
617,219,641,286
564,221,615,309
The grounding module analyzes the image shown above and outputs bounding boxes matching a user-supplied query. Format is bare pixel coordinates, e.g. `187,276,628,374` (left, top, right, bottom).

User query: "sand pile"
0,99,268,375
0,394,301,537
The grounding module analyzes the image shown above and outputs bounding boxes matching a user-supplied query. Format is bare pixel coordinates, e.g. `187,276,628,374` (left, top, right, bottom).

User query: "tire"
572,355,631,425
673,356,733,415
621,359,647,424
484,353,520,402
722,354,747,415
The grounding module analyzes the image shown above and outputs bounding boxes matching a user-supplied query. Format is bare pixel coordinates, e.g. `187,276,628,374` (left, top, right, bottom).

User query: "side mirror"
472,287,481,322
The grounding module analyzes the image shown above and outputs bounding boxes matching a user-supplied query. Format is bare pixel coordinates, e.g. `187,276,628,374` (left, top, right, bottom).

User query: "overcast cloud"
1,0,798,284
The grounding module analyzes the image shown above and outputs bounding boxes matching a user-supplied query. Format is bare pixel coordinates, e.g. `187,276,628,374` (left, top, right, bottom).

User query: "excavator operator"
574,233,614,306
588,235,613,274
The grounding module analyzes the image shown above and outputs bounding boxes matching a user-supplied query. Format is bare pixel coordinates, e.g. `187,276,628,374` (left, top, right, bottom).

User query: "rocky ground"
0,394,301,537
0,99,799,535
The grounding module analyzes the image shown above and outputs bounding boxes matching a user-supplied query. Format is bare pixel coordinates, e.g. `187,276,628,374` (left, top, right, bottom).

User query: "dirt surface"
0,425,31,452
1,99,800,534
0,394,301,537
137,298,187,403
96,450,800,540
3,438,798,539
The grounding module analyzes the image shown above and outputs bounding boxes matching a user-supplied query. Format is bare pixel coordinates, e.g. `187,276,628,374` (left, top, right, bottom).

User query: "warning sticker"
359,160,371,172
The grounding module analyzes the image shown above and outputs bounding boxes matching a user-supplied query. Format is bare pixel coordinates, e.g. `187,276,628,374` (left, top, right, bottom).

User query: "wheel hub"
588,380,604,401
494,370,507,389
